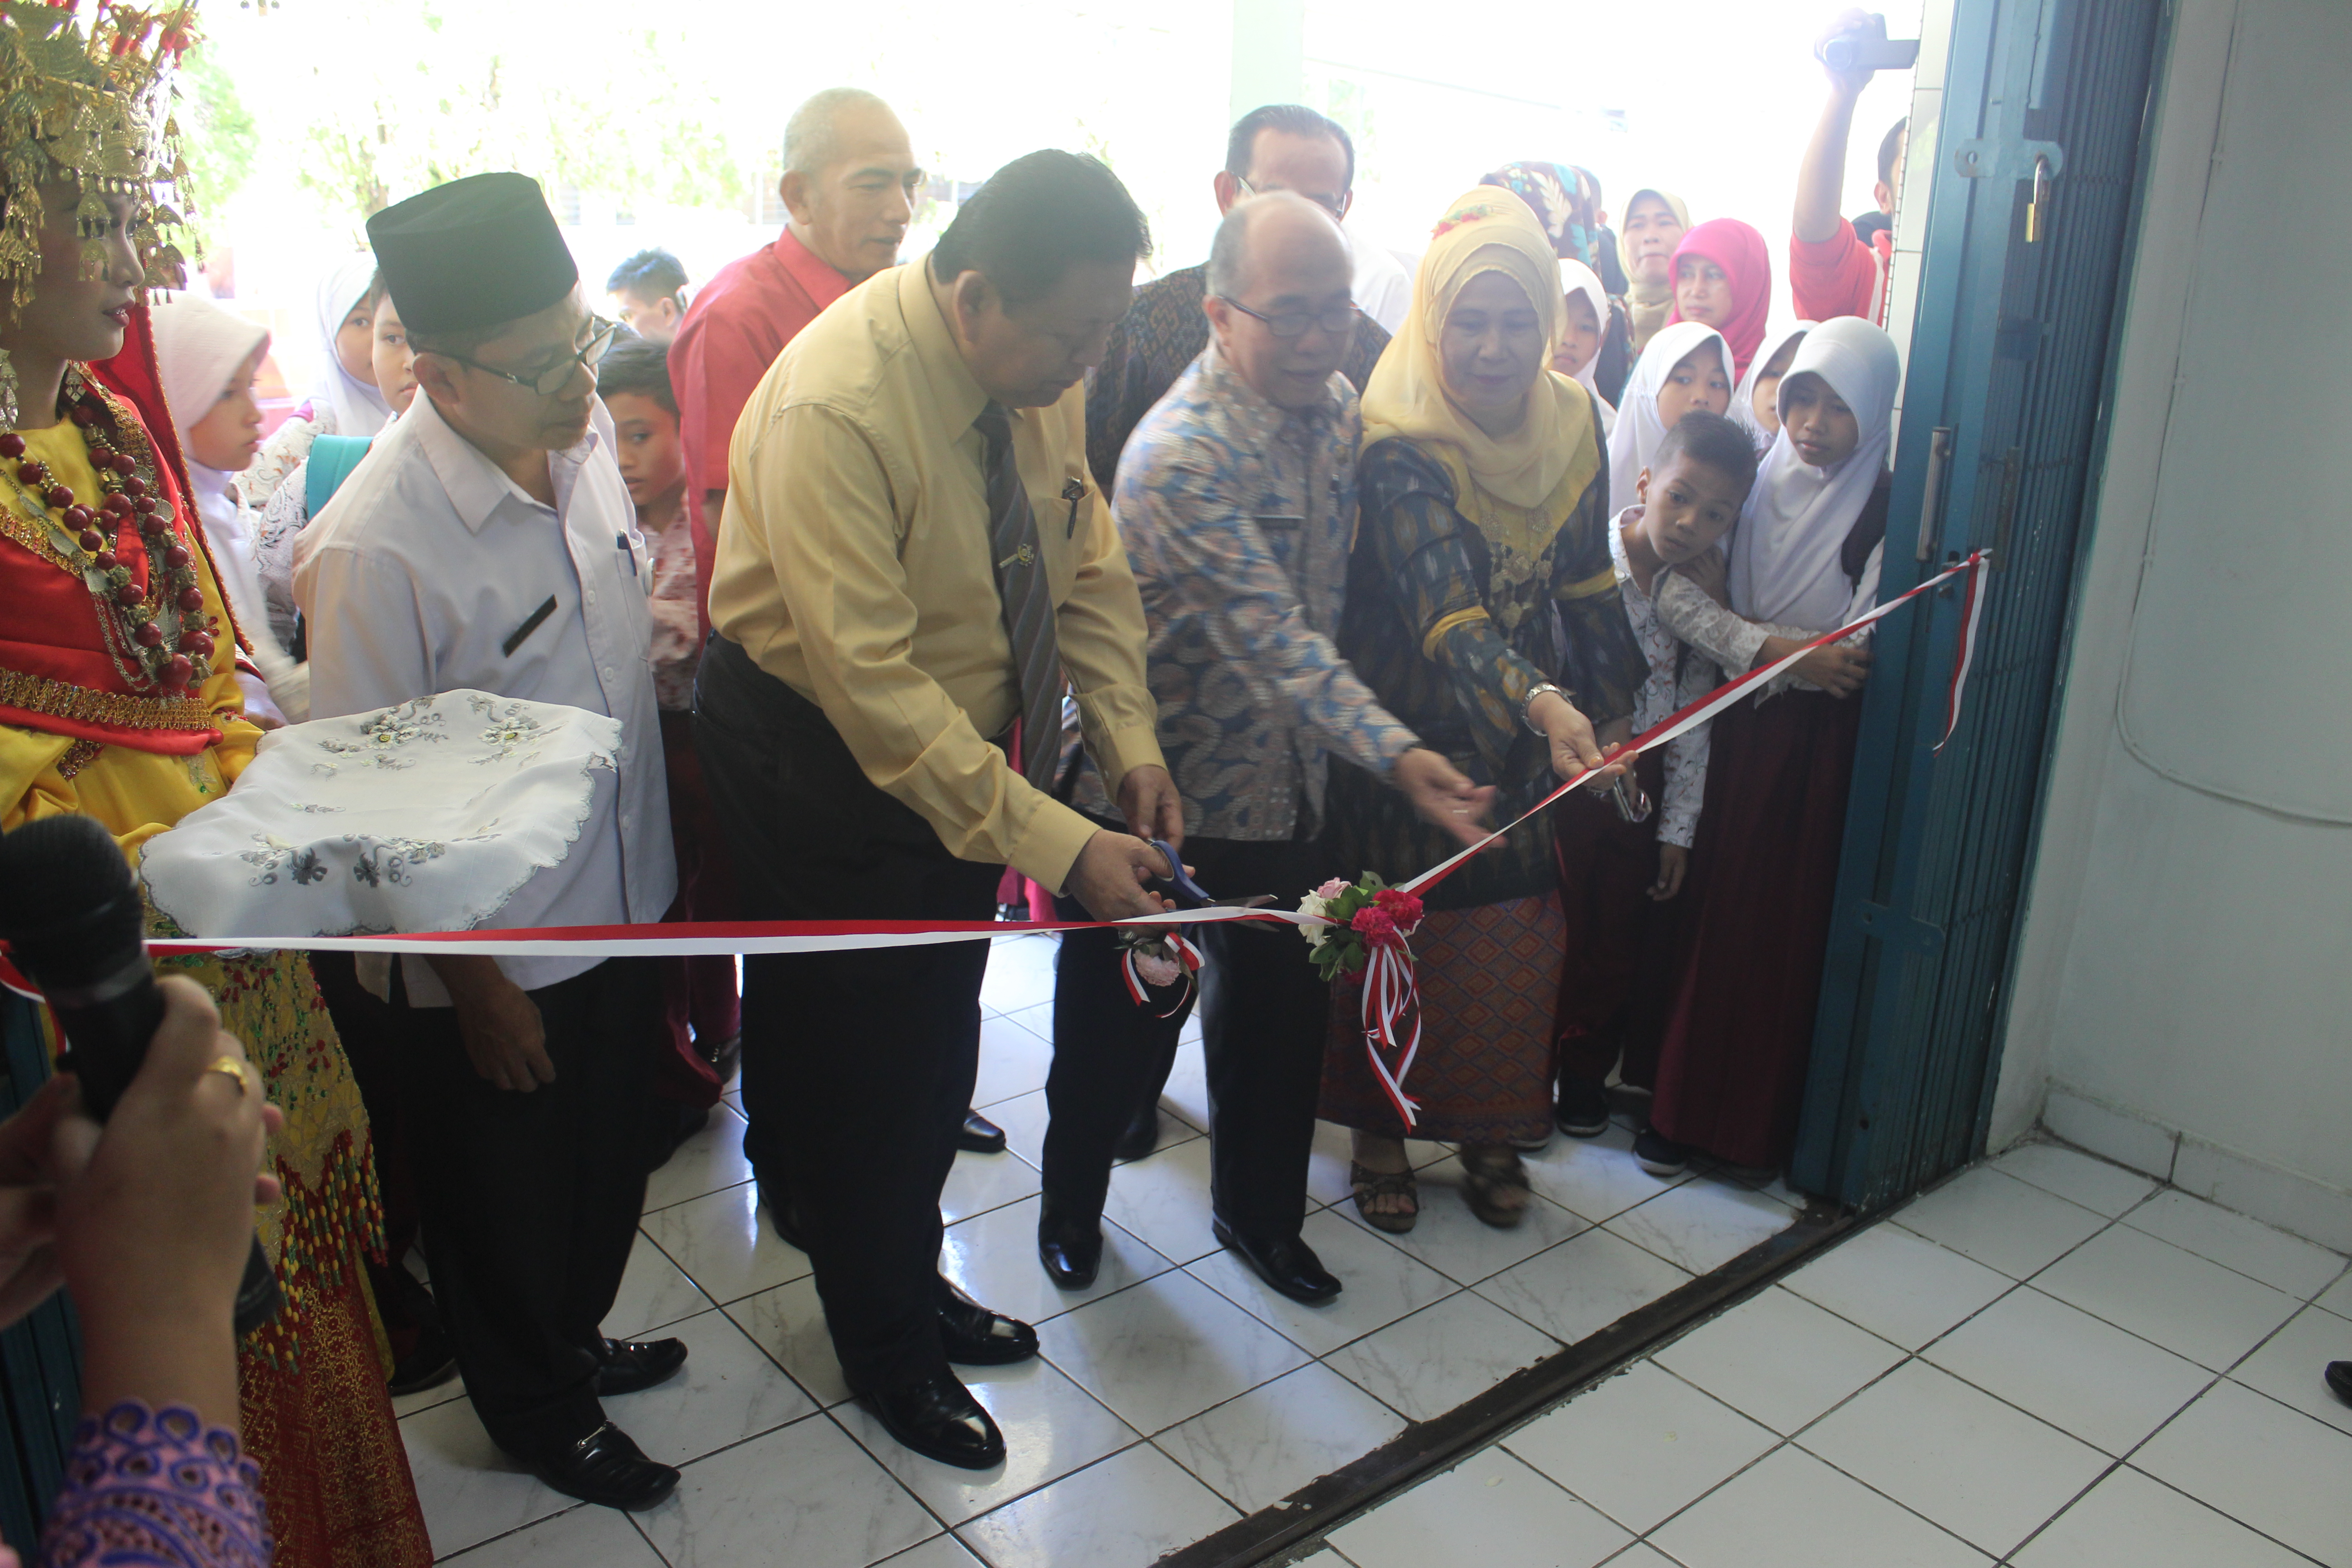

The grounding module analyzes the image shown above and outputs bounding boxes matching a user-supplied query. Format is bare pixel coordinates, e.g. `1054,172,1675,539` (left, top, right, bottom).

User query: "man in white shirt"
295,172,683,1514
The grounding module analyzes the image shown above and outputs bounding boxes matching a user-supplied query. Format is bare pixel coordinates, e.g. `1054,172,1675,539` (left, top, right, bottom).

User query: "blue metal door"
1788,0,2167,1207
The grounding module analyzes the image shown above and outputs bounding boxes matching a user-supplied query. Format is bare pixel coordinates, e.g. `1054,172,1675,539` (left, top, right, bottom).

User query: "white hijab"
1606,320,1734,515
1558,259,1617,436
1729,316,1902,630
1733,322,1814,454
311,254,392,438
150,293,306,721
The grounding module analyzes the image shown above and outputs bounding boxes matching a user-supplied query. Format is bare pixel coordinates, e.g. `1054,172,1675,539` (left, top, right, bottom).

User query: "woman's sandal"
1459,1146,1532,1229
1350,1161,1420,1234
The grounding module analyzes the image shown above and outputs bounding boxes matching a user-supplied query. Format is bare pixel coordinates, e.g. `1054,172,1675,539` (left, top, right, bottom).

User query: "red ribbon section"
5,554,1994,1068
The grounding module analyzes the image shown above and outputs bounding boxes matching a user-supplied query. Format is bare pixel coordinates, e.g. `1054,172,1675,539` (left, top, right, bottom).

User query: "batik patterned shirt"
1085,262,1392,494
1111,343,1416,841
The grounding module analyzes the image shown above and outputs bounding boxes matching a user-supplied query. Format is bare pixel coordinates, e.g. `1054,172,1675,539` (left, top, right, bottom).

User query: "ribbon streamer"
5,554,1993,1038
1120,931,1203,1016
1358,937,1424,1127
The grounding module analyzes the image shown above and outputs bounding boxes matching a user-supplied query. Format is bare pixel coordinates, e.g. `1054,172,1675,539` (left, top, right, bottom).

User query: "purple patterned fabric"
38,1401,272,1568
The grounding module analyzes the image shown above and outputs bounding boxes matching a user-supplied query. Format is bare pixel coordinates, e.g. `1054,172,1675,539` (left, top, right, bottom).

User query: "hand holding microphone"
0,814,285,1338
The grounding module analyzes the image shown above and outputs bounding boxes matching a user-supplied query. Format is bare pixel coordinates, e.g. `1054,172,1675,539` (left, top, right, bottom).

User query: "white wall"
1995,0,2352,1248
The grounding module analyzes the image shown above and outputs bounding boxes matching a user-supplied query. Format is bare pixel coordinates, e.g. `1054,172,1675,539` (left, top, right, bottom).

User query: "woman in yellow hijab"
1321,188,1648,1231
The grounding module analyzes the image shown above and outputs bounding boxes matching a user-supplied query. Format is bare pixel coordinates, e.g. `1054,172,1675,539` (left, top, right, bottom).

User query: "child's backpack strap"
304,434,373,520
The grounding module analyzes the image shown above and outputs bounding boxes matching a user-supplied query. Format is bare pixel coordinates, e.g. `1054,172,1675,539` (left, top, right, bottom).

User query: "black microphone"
0,814,283,1336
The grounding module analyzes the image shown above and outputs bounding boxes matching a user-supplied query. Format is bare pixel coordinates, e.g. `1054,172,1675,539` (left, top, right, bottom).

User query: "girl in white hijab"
243,255,387,508
1733,322,1813,454
1729,316,1901,630
1633,317,1902,1180
1606,319,1735,515
308,252,393,438
1553,259,1618,436
151,293,309,722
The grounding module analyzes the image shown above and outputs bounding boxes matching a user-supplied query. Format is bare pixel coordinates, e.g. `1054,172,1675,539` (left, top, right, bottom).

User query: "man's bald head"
1202,192,1358,410
1205,190,1349,301
778,88,923,281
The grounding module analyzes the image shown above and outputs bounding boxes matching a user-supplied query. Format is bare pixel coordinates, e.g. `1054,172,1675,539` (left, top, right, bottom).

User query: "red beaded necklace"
0,369,216,696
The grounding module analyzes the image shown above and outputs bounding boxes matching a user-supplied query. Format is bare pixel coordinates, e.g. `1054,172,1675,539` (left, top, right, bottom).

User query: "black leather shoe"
1037,1205,1104,1290
2328,1361,2352,1408
1112,1104,1159,1162
525,1423,679,1510
936,1281,1039,1365
956,1108,1008,1154
865,1371,1004,1470
1211,1217,1341,1305
595,1337,688,1396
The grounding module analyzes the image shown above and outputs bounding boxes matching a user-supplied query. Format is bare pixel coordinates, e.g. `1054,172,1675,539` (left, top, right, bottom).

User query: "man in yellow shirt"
697,149,1179,1469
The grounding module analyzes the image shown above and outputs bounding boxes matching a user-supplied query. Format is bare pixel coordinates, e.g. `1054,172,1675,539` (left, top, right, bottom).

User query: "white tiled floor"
411,934,1801,1565
1313,1139,2352,1568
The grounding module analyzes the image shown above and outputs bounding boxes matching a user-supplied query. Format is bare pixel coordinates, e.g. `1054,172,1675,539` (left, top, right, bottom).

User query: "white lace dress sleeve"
252,464,311,653
240,410,328,511
1653,568,1857,701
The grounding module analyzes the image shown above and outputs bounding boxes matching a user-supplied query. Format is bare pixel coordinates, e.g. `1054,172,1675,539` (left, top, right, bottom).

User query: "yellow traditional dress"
0,350,431,1568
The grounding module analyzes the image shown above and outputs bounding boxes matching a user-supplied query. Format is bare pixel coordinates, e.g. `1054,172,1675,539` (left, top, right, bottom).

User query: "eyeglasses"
1233,176,1347,220
1218,296,1361,340
430,315,622,397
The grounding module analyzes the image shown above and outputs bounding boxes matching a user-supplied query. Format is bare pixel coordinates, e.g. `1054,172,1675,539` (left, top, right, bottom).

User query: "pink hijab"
1666,218,1772,379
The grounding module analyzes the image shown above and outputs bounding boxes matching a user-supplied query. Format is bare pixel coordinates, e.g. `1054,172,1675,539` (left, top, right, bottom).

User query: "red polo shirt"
666,226,853,629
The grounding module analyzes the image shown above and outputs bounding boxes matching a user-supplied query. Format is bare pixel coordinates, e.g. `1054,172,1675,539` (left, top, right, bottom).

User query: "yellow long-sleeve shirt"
707,255,1162,892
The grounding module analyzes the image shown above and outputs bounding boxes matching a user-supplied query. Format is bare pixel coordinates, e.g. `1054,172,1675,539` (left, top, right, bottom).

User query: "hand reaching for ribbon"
1529,689,1631,791
1392,748,1498,848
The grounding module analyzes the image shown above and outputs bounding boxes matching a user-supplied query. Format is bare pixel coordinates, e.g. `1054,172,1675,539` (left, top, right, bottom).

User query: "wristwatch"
1522,682,1568,735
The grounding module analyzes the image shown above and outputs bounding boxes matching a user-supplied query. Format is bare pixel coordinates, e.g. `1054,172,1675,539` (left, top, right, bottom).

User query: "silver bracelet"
1523,682,1568,735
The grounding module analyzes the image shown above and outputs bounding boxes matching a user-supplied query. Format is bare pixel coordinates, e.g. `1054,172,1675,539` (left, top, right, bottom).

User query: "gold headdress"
0,2,197,422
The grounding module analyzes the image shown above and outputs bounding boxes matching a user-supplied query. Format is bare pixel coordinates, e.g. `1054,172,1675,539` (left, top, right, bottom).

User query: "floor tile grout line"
2106,1205,2352,1302
1993,1153,2352,1304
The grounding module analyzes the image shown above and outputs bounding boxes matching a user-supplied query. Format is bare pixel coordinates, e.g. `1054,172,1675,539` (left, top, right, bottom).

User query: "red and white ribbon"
1358,935,1424,1127
1401,550,1993,898
5,554,1993,1050
1120,931,1204,1016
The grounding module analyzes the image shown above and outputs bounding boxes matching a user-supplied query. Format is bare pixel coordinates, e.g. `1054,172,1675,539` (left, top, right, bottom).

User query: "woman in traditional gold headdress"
0,8,431,1563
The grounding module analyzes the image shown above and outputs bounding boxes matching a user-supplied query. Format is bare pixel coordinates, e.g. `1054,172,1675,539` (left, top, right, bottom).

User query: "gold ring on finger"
203,1055,254,1096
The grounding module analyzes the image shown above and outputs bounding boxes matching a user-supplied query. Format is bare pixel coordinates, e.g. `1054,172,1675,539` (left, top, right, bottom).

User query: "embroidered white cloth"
139,691,620,941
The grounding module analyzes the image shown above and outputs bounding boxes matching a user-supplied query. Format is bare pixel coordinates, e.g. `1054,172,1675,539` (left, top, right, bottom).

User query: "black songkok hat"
366,172,579,336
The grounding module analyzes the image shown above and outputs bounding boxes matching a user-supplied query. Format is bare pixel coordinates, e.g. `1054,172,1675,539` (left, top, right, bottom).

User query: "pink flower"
1133,950,1181,988
1315,878,1349,899
1350,906,1398,946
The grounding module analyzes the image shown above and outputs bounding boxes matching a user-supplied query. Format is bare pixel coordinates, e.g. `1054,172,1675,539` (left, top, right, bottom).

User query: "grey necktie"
972,402,1063,787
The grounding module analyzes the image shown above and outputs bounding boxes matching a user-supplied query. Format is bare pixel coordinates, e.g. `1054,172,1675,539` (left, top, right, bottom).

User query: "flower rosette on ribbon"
1117,926,1202,1015
1299,876,1428,1126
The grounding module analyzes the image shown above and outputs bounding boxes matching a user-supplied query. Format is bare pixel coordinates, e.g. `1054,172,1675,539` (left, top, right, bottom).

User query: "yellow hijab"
1362,187,1598,512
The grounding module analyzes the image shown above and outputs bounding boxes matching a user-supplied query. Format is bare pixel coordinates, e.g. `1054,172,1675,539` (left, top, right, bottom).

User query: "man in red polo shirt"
668,88,1012,1164
668,87,923,622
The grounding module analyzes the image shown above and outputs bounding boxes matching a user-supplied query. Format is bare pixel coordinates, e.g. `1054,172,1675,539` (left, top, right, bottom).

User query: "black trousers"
1041,830,1333,1240
392,955,660,1455
695,637,1001,1394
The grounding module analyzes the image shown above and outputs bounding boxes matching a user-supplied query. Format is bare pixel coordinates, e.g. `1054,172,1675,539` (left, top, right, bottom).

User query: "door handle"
1914,426,1955,562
